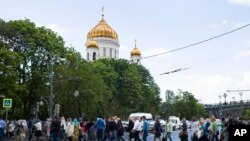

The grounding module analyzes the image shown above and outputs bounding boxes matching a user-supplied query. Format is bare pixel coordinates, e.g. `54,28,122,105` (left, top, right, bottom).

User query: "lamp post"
239,92,243,102
74,90,82,117
36,51,65,118
40,97,49,117
47,53,55,119
223,93,227,104
232,97,235,102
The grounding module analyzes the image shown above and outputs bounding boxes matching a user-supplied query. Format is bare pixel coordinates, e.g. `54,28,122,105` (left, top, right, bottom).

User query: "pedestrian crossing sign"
3,98,12,108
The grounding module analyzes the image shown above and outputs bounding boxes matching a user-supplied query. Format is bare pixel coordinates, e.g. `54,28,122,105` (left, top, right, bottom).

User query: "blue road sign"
3,98,12,108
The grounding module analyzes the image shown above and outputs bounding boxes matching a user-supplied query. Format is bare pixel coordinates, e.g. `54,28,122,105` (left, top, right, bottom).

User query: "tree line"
0,19,163,119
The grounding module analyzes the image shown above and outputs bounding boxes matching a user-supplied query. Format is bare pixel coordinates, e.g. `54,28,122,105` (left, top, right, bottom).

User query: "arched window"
93,52,96,60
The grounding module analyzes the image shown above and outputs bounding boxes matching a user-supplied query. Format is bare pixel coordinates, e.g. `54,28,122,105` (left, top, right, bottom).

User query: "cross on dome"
101,6,104,19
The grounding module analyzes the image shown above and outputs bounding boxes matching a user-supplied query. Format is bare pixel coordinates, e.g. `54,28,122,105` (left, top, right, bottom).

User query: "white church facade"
85,12,142,64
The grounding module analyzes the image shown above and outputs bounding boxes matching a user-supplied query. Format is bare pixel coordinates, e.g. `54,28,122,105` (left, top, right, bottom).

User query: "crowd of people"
179,115,250,141
0,114,249,141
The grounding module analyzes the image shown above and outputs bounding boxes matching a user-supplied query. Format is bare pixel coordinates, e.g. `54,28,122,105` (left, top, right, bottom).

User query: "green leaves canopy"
0,19,161,119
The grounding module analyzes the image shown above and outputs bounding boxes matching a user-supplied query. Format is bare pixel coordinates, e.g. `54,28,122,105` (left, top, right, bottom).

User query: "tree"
170,90,207,119
162,90,175,116
0,19,67,118
242,108,250,119
0,18,163,119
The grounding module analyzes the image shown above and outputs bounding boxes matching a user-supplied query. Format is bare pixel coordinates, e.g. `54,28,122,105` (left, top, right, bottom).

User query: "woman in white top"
44,118,52,140
34,120,42,141
66,118,74,141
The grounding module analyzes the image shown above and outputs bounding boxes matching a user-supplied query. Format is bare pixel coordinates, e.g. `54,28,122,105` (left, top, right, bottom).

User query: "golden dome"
131,47,141,56
87,18,118,40
87,40,99,48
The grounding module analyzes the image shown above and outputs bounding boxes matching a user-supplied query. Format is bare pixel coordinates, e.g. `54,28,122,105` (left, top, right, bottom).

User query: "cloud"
234,49,250,59
246,40,250,47
208,19,229,29
45,24,70,35
200,19,248,32
163,72,250,104
229,0,250,6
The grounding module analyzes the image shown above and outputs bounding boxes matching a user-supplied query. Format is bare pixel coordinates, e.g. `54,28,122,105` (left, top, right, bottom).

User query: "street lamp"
74,90,81,117
232,96,235,102
223,93,227,104
36,52,65,118
40,97,49,117
239,92,243,102
74,90,79,97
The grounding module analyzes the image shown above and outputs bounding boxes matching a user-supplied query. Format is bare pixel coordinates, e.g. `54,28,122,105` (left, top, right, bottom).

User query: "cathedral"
85,12,142,64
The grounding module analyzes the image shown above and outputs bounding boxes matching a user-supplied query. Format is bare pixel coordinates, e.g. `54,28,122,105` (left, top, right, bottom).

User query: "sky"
1,0,250,104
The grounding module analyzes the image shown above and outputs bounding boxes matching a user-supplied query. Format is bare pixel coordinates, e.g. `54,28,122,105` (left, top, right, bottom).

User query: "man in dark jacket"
51,116,61,141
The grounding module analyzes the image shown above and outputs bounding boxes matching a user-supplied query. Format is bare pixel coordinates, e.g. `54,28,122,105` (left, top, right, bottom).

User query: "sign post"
3,98,12,120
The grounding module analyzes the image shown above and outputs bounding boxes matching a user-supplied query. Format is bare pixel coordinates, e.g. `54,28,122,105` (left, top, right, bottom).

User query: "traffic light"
55,104,60,116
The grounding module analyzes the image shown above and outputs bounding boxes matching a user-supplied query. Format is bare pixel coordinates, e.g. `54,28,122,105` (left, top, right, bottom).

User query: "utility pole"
49,54,54,118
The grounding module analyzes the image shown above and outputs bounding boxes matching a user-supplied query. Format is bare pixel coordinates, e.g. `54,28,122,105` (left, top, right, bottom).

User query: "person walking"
27,117,34,141
153,119,162,141
191,117,199,141
117,119,125,141
133,117,142,141
66,118,74,141
142,116,149,141
179,118,188,141
127,119,134,141
61,117,67,140
73,119,79,141
45,118,52,141
210,116,218,141
165,118,172,141
109,117,118,141
96,116,105,141
86,118,95,141
198,120,208,141
104,117,111,141
0,118,6,141
51,116,61,141
34,119,42,141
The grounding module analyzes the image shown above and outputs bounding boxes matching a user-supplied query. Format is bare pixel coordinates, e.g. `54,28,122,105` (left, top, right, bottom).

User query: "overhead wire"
157,24,250,75
142,24,250,60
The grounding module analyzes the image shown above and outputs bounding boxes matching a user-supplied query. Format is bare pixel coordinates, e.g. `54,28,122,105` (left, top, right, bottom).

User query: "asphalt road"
124,129,192,141
4,130,192,141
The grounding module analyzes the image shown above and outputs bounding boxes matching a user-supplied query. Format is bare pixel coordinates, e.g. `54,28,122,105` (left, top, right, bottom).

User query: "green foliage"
162,90,207,119
242,108,250,119
0,18,162,119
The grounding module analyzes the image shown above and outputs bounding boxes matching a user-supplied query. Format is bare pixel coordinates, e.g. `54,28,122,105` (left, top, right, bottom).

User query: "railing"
204,100,250,109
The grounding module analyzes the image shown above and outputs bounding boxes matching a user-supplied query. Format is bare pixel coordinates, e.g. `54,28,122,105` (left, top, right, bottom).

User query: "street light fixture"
74,90,79,97
36,51,66,118
223,93,227,104
232,96,235,102
239,92,243,102
219,95,221,104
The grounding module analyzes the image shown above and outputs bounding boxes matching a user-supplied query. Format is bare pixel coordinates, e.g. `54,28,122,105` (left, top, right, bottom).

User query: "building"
85,11,141,64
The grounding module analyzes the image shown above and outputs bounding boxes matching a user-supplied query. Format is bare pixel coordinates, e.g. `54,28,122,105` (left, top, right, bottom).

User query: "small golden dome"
87,40,99,48
131,47,141,56
87,18,118,40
